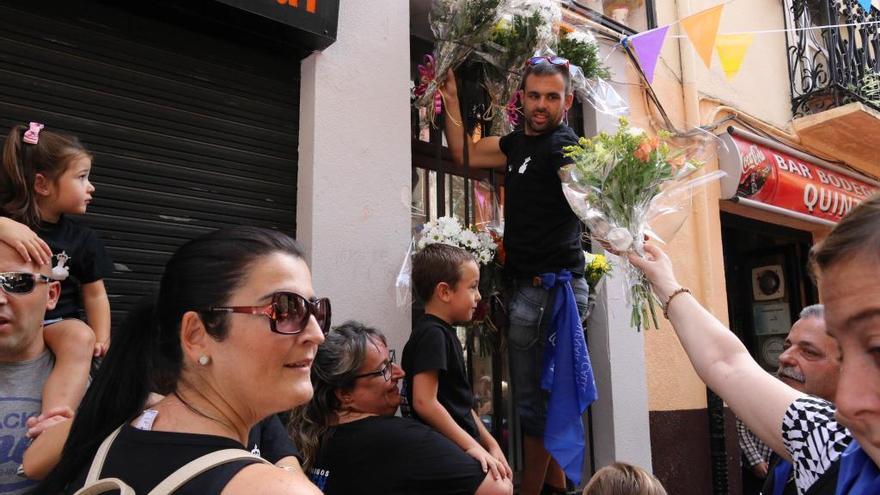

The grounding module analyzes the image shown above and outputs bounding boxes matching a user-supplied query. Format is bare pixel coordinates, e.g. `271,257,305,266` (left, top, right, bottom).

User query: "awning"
718,127,880,226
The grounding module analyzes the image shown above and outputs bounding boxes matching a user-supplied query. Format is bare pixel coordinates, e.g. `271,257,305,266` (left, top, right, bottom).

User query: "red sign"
726,133,878,223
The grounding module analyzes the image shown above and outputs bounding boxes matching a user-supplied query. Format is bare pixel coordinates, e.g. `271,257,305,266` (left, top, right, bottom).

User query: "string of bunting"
621,1,878,83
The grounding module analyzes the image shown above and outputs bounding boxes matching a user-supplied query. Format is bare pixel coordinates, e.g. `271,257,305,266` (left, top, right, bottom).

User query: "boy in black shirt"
403,243,512,482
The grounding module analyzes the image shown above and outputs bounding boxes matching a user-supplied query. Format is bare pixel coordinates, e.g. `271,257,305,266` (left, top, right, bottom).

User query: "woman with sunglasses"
40,226,328,494
290,321,513,495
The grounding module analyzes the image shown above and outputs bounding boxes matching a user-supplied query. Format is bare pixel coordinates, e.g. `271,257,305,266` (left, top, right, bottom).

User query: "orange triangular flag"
680,4,724,68
715,34,754,79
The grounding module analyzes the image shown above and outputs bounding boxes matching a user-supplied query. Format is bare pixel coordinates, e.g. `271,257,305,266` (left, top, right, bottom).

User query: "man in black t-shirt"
441,60,589,494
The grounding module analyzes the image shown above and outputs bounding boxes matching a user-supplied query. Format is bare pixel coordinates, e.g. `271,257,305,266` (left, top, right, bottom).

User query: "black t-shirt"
37,215,114,320
498,125,584,276
402,314,478,440
309,416,485,495
247,414,301,464
67,424,263,494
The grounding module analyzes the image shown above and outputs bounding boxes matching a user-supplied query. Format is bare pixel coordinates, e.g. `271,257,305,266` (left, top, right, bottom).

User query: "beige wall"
637,0,810,412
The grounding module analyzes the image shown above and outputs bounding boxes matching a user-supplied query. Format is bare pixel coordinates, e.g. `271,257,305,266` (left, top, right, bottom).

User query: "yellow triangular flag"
680,4,725,68
715,33,754,79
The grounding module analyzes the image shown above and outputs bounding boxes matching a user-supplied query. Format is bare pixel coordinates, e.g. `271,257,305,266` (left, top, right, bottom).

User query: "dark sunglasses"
526,56,570,71
206,291,331,335
353,349,397,382
0,272,51,295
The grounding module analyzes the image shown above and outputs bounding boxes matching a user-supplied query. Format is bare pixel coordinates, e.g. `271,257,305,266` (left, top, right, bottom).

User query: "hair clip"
23,122,44,145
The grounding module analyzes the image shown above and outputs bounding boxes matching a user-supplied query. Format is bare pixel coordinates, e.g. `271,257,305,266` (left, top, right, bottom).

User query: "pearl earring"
198,355,210,366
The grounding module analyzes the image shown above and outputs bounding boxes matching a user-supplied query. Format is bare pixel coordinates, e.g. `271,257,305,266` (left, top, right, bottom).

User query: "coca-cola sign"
719,129,879,223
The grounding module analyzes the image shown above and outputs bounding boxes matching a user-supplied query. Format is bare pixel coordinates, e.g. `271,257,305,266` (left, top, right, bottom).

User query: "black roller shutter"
0,1,303,325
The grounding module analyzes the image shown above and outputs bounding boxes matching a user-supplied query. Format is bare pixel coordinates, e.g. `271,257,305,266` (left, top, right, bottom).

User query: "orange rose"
633,136,658,162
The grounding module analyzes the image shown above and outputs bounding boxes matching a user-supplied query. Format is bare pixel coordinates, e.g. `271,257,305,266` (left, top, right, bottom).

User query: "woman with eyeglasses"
40,226,327,494
290,321,513,495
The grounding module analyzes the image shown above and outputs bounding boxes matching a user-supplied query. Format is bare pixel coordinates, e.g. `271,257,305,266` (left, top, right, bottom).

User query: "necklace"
172,390,228,429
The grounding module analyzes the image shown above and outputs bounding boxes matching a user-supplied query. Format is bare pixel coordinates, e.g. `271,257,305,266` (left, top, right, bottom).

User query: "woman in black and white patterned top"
629,193,880,494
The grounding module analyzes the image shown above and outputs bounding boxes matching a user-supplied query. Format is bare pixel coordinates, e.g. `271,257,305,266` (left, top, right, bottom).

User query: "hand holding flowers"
560,118,719,330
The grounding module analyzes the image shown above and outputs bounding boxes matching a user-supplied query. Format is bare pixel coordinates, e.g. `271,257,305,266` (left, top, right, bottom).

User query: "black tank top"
68,424,262,494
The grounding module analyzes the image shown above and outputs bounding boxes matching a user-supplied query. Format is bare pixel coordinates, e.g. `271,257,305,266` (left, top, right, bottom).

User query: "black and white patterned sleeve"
782,396,852,494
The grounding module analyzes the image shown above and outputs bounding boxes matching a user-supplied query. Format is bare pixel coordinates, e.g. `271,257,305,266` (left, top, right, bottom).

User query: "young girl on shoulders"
0,122,114,429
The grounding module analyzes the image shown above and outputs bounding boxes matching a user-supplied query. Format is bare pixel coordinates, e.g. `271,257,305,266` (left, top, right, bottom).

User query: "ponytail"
38,299,156,493
0,123,91,226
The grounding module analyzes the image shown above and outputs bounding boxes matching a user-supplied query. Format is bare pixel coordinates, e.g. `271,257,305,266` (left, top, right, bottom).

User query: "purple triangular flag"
858,0,872,12
630,25,670,84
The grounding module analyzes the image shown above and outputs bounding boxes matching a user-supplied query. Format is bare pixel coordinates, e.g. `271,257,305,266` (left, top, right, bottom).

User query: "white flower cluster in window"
417,216,497,266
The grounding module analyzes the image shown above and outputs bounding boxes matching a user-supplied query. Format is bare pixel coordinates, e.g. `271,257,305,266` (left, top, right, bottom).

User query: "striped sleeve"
782,396,852,494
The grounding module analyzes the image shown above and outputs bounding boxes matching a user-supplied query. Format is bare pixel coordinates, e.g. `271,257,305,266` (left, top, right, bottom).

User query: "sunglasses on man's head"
526,56,570,71
0,272,51,295
206,291,331,335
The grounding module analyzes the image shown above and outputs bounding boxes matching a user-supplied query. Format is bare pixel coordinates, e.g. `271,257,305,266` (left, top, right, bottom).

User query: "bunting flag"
629,25,670,84
680,4,725,68
859,0,873,11
715,33,754,79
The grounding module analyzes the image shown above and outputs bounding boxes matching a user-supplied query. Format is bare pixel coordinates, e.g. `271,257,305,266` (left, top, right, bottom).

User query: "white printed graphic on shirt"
518,156,532,174
51,251,70,281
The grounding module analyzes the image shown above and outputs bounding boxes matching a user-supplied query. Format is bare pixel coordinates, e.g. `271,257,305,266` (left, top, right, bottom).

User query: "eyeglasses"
0,272,51,295
526,56,570,71
353,349,396,382
206,292,331,335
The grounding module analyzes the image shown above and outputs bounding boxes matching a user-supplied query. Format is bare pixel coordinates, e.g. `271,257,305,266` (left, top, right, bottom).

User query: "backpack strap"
72,477,136,495
147,449,270,495
84,425,125,484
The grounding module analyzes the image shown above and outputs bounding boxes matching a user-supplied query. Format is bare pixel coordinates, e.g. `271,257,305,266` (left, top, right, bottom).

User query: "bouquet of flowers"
582,251,612,324
416,216,498,265
412,0,507,127
560,118,723,330
480,1,560,135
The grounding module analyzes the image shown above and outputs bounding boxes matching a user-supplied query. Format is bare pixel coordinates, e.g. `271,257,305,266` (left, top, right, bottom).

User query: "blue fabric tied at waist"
538,270,598,486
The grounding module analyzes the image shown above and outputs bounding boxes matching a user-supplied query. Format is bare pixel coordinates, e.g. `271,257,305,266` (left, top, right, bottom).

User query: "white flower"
438,216,461,238
607,227,634,252
565,30,596,45
625,126,646,138
459,229,479,250
584,251,596,265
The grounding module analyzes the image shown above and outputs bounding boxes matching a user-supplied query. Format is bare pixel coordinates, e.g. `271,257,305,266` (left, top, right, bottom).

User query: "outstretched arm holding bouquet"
628,243,800,458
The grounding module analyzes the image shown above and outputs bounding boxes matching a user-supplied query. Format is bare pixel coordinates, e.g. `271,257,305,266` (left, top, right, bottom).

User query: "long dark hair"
289,321,386,471
40,226,304,492
1,124,92,226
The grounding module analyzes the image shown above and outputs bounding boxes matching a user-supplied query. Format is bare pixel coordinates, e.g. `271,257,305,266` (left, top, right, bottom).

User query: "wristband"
662,287,691,319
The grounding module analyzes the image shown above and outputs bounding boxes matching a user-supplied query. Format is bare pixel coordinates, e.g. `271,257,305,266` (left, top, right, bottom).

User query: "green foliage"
557,33,610,80
489,11,545,68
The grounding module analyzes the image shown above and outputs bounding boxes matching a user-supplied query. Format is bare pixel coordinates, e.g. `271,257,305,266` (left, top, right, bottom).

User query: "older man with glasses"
0,241,61,494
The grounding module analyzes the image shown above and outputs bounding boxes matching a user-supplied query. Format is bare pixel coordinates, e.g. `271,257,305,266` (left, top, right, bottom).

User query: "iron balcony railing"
785,0,880,117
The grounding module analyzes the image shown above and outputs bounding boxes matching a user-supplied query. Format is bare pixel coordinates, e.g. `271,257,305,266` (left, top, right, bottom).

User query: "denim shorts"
506,276,589,437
